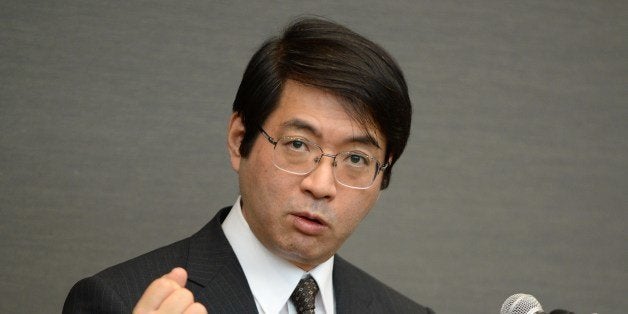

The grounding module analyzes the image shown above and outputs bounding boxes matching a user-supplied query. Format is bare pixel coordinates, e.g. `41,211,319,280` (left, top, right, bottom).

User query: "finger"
158,287,195,313
133,275,182,312
164,267,188,288
183,302,208,314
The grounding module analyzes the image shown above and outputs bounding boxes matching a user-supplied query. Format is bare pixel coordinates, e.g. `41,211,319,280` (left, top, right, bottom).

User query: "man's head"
232,17,412,189
227,18,412,270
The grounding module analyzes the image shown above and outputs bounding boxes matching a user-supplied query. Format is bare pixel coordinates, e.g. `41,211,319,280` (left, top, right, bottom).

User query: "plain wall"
1,1,626,313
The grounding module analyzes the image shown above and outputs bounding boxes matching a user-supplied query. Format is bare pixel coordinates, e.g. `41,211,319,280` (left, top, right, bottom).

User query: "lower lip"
291,215,327,235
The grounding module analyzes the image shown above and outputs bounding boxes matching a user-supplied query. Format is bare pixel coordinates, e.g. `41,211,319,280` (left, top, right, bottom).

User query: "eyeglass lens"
272,137,378,189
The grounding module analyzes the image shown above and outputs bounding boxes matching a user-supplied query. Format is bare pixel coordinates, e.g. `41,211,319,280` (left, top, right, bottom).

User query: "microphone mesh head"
500,293,544,314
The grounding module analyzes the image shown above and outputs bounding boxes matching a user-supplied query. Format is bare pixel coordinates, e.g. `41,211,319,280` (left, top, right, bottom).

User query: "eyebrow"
279,118,382,150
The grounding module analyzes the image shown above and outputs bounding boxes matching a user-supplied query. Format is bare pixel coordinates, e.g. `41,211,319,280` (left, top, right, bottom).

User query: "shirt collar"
222,197,335,314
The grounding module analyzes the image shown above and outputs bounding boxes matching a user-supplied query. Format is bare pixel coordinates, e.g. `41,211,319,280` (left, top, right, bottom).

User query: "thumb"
163,267,188,288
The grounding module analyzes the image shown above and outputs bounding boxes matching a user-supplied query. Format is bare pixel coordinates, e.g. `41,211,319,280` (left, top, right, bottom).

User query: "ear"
227,112,245,172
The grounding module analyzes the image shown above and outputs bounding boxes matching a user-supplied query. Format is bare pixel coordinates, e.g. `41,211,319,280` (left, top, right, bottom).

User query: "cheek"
241,156,299,215
335,192,378,234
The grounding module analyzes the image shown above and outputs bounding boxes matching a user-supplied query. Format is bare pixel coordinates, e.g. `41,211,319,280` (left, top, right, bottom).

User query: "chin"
295,247,337,267
277,244,328,266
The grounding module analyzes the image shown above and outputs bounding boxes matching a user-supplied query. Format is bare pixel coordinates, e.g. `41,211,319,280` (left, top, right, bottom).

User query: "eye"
291,141,303,149
285,139,310,152
342,152,371,168
349,154,363,164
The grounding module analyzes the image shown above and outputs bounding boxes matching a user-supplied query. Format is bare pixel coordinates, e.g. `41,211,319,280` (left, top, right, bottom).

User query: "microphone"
500,293,546,314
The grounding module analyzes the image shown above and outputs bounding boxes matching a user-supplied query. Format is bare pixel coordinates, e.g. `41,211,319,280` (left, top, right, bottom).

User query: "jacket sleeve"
63,275,132,314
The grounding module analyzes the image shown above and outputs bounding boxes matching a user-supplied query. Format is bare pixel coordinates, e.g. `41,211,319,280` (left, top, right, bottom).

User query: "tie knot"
290,275,319,314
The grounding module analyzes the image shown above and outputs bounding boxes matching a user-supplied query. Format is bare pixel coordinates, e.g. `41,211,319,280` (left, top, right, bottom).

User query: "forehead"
265,80,385,148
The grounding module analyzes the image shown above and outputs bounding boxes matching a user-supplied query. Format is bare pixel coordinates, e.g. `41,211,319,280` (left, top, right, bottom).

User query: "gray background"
2,1,626,313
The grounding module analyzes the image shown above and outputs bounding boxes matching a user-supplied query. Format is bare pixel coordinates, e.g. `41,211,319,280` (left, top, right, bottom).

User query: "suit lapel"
186,207,258,313
333,256,373,313
183,208,380,313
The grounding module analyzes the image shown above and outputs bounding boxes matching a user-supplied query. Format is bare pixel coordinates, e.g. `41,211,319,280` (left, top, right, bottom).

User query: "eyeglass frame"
257,126,389,189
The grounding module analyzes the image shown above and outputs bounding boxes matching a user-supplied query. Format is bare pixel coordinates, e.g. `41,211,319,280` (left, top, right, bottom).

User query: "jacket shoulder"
334,256,435,314
63,237,191,313
97,236,190,287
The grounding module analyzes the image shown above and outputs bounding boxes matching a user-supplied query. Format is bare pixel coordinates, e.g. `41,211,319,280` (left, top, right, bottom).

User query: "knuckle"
154,277,177,290
174,288,194,303
185,302,207,314
150,279,167,291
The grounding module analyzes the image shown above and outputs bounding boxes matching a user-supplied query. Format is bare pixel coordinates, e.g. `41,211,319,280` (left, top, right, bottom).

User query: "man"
64,18,434,314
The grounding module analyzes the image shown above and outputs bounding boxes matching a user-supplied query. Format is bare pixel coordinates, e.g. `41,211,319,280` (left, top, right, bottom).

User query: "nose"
300,155,337,199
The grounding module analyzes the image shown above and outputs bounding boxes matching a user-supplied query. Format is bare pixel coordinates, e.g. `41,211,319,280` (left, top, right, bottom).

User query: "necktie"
290,275,319,314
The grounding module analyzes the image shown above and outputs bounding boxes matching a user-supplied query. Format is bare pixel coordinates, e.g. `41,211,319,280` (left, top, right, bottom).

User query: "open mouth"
294,213,325,225
291,212,328,235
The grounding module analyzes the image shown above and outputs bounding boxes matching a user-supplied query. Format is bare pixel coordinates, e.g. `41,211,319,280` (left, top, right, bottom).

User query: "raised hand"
133,268,207,314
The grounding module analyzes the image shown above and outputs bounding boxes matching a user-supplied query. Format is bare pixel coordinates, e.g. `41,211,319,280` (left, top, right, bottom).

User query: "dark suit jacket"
63,207,434,313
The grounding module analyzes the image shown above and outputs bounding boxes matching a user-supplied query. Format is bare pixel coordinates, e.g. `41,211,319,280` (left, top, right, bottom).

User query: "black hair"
232,17,412,189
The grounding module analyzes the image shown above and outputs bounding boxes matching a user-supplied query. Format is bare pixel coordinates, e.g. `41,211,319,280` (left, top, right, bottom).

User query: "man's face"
227,80,387,270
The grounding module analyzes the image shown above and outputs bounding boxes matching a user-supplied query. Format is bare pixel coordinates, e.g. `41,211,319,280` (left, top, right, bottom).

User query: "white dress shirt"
222,197,336,314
